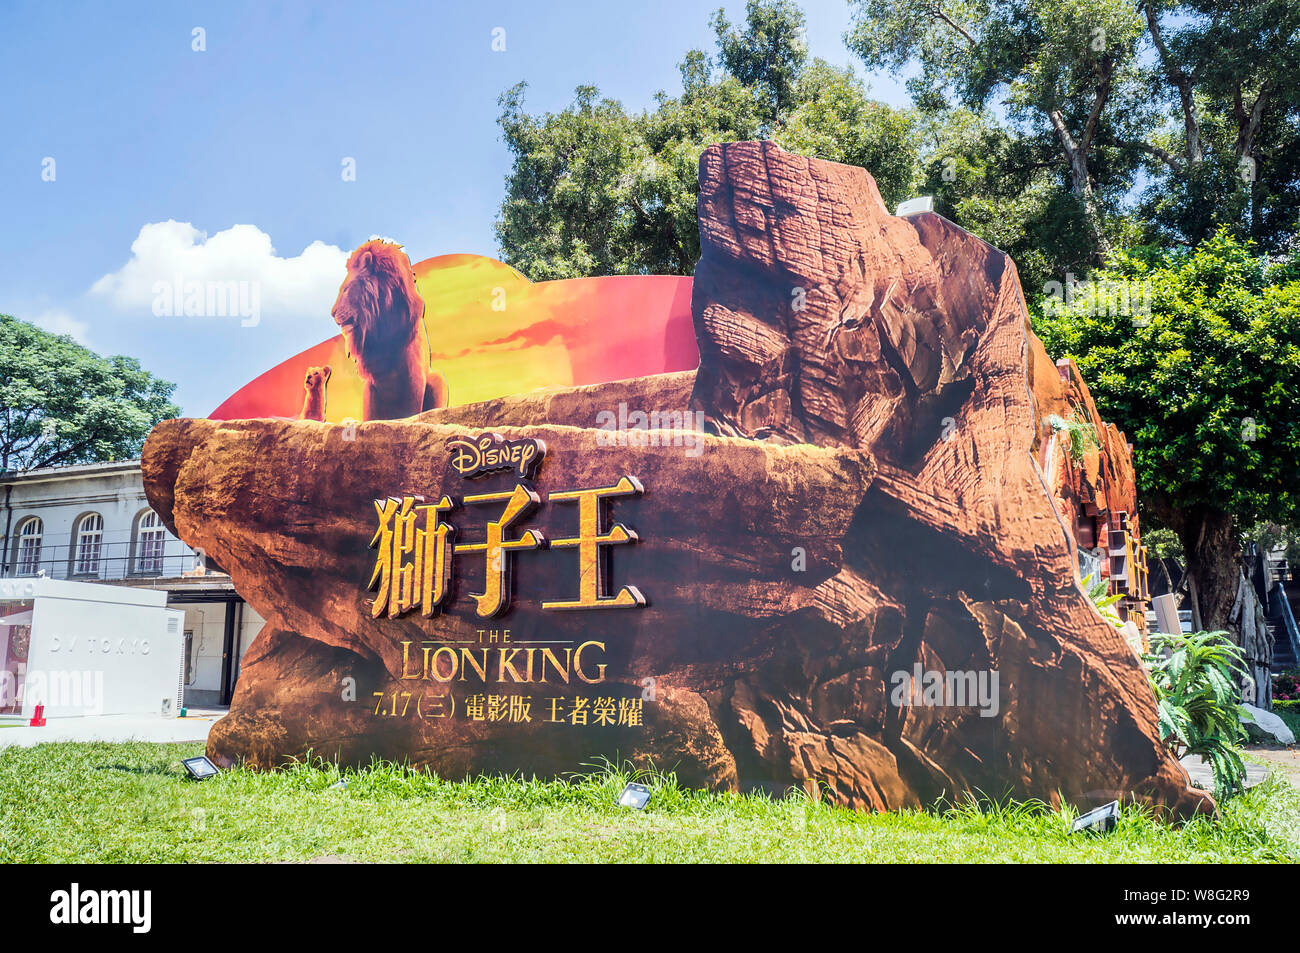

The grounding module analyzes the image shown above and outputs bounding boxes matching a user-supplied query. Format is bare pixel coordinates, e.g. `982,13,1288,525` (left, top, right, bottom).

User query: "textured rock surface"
145,397,874,793
143,141,1206,817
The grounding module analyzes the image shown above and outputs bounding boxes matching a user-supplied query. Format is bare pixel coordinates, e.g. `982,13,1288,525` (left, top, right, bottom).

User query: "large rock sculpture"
143,142,1208,817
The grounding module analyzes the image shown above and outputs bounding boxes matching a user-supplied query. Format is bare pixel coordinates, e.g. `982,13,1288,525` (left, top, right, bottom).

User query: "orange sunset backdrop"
209,252,699,420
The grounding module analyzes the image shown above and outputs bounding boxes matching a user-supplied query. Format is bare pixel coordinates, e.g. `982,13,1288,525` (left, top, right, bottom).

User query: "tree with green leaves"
1133,0,1300,252
710,0,808,126
1035,231,1300,643
911,108,1100,297
0,314,180,473
495,0,919,279
846,0,1152,261
847,0,1300,630
778,60,920,205
845,0,1300,274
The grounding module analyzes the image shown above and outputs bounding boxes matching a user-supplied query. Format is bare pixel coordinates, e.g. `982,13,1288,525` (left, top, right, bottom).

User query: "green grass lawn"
1,741,1297,863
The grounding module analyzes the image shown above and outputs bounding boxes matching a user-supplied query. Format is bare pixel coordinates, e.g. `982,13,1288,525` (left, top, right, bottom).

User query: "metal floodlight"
182,755,221,780
894,195,935,217
616,782,652,810
1071,799,1120,833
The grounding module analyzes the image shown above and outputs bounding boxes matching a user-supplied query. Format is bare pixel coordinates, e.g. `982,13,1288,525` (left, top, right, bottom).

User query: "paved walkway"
0,711,223,748
1241,745,1300,786
1180,747,1288,791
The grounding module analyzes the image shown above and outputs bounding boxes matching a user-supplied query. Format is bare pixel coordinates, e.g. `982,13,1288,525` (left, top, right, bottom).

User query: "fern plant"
1081,572,1124,628
1143,630,1251,798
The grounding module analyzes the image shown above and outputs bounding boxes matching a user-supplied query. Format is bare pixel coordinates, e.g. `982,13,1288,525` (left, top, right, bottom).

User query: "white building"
1,461,263,707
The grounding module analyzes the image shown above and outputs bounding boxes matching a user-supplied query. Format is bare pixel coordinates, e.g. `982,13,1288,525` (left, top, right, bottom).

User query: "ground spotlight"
616,782,651,810
182,755,221,780
1071,800,1120,833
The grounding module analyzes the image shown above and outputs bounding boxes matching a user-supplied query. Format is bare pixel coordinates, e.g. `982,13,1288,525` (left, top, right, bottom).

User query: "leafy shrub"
1047,413,1099,465
1274,669,1300,702
1144,630,1251,798
1274,704,1300,742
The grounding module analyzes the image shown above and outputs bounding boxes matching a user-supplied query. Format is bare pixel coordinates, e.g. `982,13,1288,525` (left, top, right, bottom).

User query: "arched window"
136,510,167,574
74,513,103,575
15,517,42,576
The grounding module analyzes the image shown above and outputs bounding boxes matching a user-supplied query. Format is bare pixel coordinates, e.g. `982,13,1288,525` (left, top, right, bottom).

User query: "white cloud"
29,308,92,346
90,221,348,321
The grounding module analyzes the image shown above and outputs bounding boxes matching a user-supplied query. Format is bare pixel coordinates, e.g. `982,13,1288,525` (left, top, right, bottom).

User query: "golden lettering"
367,495,457,619
459,647,489,682
400,640,422,680
365,473,648,617
498,647,529,682
455,484,547,617
429,645,458,682
543,477,646,611
573,640,607,684
538,647,571,683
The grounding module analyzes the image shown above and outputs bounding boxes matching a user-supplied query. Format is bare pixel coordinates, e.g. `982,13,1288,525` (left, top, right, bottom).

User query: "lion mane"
331,239,448,420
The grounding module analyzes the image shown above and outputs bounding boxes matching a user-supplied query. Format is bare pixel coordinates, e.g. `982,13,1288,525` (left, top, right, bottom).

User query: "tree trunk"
1177,507,1242,639
1233,572,1272,706
1047,105,1112,260
1158,556,1175,601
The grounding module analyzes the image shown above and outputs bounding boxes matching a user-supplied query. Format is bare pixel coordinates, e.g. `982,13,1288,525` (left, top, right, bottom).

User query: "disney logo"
447,433,547,480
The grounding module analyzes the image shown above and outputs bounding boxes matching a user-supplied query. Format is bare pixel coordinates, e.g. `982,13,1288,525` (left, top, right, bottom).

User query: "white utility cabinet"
0,577,184,720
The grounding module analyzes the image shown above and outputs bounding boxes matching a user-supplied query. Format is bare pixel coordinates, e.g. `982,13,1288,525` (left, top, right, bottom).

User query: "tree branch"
1144,0,1201,164
924,3,976,47
1125,139,1186,172
1236,80,1271,160
1080,55,1114,155
1048,107,1110,256
1048,109,1081,156
31,446,79,471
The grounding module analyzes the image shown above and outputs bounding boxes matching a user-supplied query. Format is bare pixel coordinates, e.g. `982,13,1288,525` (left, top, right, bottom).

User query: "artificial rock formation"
143,142,1208,817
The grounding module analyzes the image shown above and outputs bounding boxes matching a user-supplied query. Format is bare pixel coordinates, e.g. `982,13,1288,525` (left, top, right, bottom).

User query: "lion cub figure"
330,240,449,420
299,365,331,421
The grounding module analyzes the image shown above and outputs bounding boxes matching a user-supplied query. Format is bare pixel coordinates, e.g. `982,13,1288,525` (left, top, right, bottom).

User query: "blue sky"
0,0,910,416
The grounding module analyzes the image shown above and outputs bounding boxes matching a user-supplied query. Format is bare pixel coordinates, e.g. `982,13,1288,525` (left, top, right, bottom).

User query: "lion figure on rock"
331,239,449,420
